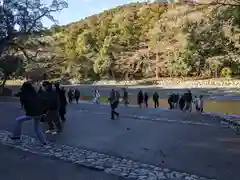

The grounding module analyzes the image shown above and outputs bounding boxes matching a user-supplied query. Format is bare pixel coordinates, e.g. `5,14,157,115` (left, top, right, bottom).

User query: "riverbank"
6,78,240,88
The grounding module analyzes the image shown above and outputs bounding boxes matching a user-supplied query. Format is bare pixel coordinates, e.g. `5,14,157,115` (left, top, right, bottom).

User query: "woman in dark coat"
144,92,149,108
137,90,143,108
153,92,159,108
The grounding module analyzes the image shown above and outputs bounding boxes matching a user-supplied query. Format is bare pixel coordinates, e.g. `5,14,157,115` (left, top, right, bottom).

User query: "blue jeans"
12,115,47,144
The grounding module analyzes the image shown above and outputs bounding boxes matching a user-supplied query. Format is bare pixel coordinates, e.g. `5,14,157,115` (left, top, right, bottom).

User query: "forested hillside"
31,2,240,82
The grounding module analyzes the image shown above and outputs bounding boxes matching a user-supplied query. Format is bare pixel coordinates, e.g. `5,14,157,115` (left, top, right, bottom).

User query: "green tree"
0,0,67,89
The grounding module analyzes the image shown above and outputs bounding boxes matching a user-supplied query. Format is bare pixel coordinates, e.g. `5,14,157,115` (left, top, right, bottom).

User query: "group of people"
137,91,160,108
10,81,68,145
10,81,204,145
168,90,204,112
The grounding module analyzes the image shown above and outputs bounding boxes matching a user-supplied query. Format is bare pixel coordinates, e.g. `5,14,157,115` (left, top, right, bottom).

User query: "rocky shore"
89,78,240,88
7,78,240,89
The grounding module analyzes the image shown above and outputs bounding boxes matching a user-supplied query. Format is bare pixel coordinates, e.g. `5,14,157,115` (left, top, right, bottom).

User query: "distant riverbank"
6,78,240,89
66,78,240,89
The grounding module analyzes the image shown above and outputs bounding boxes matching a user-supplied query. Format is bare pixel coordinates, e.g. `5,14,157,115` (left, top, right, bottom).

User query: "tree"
29,2,240,81
0,55,23,90
0,0,67,89
181,0,240,6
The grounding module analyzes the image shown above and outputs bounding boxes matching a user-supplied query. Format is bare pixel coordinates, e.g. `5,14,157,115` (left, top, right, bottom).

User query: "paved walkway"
0,102,240,180
0,144,121,180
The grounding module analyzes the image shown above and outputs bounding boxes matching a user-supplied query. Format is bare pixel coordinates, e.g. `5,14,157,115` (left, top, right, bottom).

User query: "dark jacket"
56,88,67,107
153,93,159,101
137,91,143,104
184,92,192,102
41,90,59,111
144,93,148,102
74,89,80,97
123,91,128,99
168,94,174,103
20,92,45,116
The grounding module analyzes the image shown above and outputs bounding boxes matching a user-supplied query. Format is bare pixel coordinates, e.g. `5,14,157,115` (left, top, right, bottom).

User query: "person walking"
184,90,193,112
137,90,143,108
122,88,129,107
9,82,47,145
42,81,62,135
68,89,73,103
168,93,174,109
74,89,80,104
173,93,179,109
94,89,100,104
109,89,120,120
197,95,204,113
179,95,185,111
144,92,149,108
192,95,198,112
55,83,68,122
153,92,159,108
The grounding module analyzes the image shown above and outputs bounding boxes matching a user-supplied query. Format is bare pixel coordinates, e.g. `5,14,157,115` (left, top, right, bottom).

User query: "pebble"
0,129,216,180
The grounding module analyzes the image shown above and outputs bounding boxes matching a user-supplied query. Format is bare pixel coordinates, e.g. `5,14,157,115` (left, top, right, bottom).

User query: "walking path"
73,100,240,130
0,96,239,129
0,130,214,180
0,102,240,180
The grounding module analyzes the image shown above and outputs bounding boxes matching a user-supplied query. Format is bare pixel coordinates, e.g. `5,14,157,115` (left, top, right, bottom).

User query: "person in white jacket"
195,95,203,113
198,95,204,113
93,89,100,104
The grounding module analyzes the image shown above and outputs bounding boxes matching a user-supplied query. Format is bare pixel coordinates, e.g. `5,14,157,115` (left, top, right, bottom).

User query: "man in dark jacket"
137,90,143,108
168,93,174,109
55,83,67,122
109,89,120,120
144,92,149,108
184,90,192,112
153,92,159,108
74,89,80,104
42,81,62,134
122,88,129,107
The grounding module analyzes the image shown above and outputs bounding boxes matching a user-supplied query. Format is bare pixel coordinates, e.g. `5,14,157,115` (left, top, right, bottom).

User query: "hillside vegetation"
31,2,240,82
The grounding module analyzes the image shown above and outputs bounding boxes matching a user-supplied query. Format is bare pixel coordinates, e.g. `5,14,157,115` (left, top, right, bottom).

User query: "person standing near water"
168,93,174,109
144,92,149,108
179,95,185,111
123,88,129,107
137,90,143,108
196,95,204,113
68,89,73,103
184,90,193,112
74,88,80,104
93,88,100,104
153,92,159,108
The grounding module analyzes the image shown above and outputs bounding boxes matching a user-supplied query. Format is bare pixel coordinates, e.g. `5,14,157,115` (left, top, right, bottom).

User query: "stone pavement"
0,101,240,180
